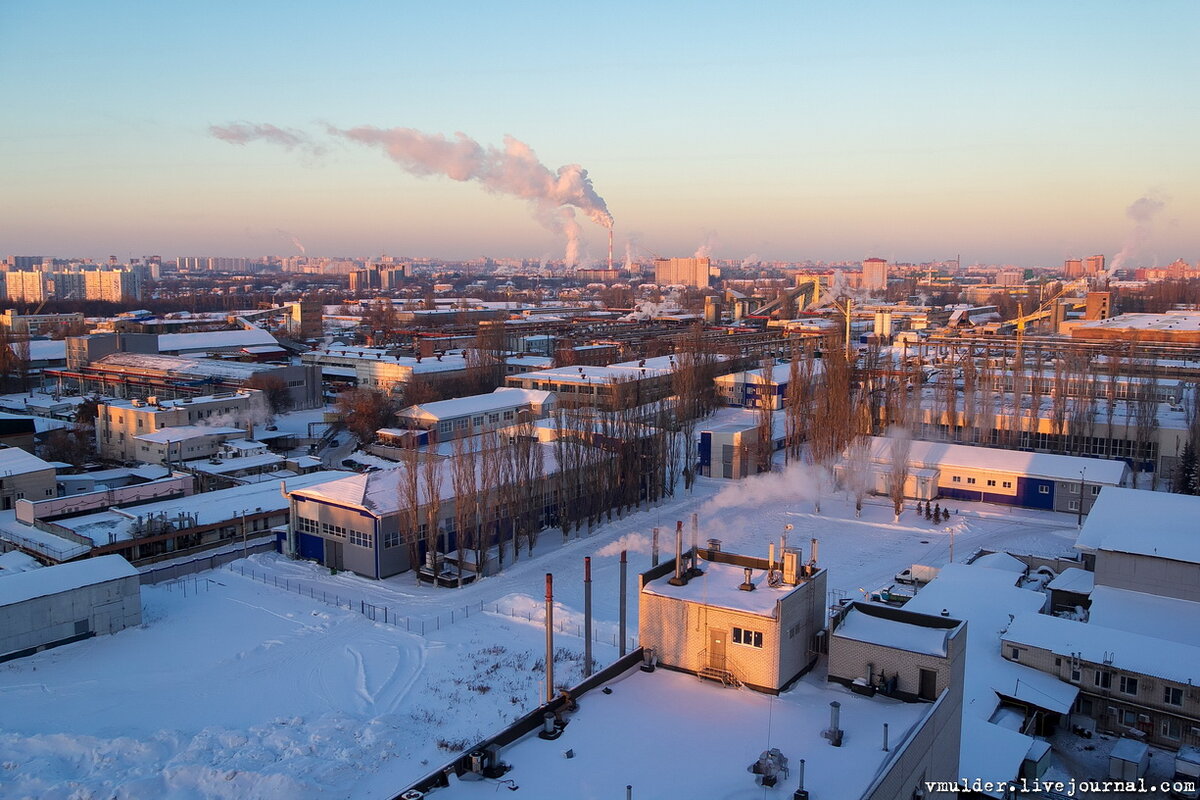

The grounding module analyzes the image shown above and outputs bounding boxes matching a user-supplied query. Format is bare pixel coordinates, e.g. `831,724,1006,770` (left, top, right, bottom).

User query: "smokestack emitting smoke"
211,123,613,267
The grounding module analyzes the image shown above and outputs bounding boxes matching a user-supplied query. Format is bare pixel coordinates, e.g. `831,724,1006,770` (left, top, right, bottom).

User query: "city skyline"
2,1,1198,267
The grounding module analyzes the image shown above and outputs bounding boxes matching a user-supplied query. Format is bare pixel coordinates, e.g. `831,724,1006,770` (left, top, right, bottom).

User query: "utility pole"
241,509,248,558
1077,468,1086,527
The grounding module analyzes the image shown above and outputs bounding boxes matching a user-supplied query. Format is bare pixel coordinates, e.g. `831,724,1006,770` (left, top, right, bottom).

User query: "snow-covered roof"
134,426,244,444
291,445,560,514
904,562,1078,789
426,667,928,800
1087,586,1200,647
1072,311,1200,333
184,452,284,475
970,552,1026,574
157,328,278,352
1004,612,1200,686
398,388,554,423
864,437,1130,486
0,446,54,475
1075,487,1200,562
1046,567,1093,595
0,549,42,576
0,554,137,607
95,352,275,381
642,559,803,617
17,339,67,362
833,605,954,656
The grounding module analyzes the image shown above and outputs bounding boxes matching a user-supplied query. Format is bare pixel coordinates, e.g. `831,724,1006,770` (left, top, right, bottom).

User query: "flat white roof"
157,329,278,352
0,446,54,476
0,554,137,607
134,426,243,443
1087,586,1200,647
427,668,928,800
1075,487,1200,562
1004,612,1200,686
398,388,553,423
1046,567,1094,595
864,437,1130,486
642,558,802,617
833,606,953,657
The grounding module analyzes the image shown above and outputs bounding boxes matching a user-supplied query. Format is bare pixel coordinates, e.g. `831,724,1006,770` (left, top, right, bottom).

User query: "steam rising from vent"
209,123,324,156
1111,192,1168,272
596,533,652,556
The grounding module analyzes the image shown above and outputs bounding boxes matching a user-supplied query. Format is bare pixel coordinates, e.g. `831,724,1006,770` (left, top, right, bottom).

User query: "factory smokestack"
608,228,614,272
584,557,593,677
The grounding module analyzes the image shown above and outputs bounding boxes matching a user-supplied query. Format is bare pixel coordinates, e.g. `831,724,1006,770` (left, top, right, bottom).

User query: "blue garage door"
297,532,325,562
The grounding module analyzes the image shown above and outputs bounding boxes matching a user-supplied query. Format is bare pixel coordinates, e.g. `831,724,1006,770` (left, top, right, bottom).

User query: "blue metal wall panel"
699,432,712,467
1016,477,1055,509
297,532,325,562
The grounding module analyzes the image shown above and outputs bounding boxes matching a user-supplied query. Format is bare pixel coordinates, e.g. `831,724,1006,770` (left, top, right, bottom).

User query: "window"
1121,709,1137,727
438,421,452,434
502,410,515,421
488,413,500,424
1002,481,1012,488
1010,647,1020,661
1038,485,1050,494
1162,718,1182,740
1091,485,1101,495
296,517,320,535
1094,670,1112,689
951,476,961,483
966,477,976,485
1068,500,1080,511
1164,686,1183,707
732,627,763,648
1119,676,1139,696
348,530,372,548
986,479,996,487
1070,483,1080,494
384,530,400,548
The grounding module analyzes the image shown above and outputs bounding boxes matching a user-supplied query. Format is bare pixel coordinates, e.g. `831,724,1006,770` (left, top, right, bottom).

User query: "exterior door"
919,668,937,700
709,629,727,670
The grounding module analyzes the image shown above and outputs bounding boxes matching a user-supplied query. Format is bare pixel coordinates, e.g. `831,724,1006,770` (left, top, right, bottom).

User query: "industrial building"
0,555,141,662
96,391,267,462
837,437,1130,512
638,541,827,694
697,407,785,479
0,447,58,510
392,388,555,444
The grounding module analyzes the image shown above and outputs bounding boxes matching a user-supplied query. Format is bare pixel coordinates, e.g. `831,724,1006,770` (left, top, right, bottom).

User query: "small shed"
1109,737,1150,781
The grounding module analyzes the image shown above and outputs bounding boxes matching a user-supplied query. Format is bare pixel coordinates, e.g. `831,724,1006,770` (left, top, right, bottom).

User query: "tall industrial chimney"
619,550,628,657
669,522,686,586
608,228,614,272
583,557,593,677
545,573,554,704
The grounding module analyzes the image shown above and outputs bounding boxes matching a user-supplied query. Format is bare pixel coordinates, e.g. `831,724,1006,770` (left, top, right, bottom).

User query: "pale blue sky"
2,1,1197,266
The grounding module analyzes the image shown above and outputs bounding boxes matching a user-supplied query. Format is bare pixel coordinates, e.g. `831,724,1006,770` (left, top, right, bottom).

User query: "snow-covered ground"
0,463,1082,799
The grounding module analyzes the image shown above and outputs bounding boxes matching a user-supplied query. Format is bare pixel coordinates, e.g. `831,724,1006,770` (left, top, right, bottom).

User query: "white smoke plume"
276,229,307,255
700,461,830,517
1111,192,1168,272
326,126,613,262
694,230,719,259
210,123,324,156
624,240,634,270
596,532,652,557
740,253,760,268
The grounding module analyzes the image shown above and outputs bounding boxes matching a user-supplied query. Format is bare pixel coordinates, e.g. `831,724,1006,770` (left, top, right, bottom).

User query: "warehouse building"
0,555,141,662
837,438,1129,512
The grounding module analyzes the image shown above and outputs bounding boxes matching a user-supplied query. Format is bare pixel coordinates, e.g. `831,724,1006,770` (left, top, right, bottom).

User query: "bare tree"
398,443,422,584
450,430,478,586
422,451,445,582
755,358,776,474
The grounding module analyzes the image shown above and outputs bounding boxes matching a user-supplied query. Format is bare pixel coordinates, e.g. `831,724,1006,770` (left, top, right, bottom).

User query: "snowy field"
0,463,1081,799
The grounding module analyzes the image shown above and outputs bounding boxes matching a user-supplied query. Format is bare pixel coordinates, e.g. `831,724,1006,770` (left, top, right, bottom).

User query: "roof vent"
739,567,756,592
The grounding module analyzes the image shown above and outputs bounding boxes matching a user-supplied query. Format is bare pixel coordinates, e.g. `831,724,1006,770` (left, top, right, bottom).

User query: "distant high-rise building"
1084,255,1105,276
5,271,46,303
8,256,45,271
862,257,888,291
49,271,87,300
653,257,712,287
84,269,142,302
1064,258,1084,278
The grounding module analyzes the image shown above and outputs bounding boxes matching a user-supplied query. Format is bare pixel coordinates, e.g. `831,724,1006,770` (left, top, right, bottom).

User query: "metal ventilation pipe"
883,722,889,752
584,557,593,678
690,513,699,573
830,701,840,732
669,523,685,586
652,527,659,567
619,550,628,657
545,573,554,704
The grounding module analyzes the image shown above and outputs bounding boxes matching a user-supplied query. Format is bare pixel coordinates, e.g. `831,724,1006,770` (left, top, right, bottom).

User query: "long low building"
838,437,1130,512
0,555,141,662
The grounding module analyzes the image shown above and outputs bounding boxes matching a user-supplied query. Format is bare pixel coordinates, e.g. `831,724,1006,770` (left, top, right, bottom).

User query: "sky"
1,1,1197,267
